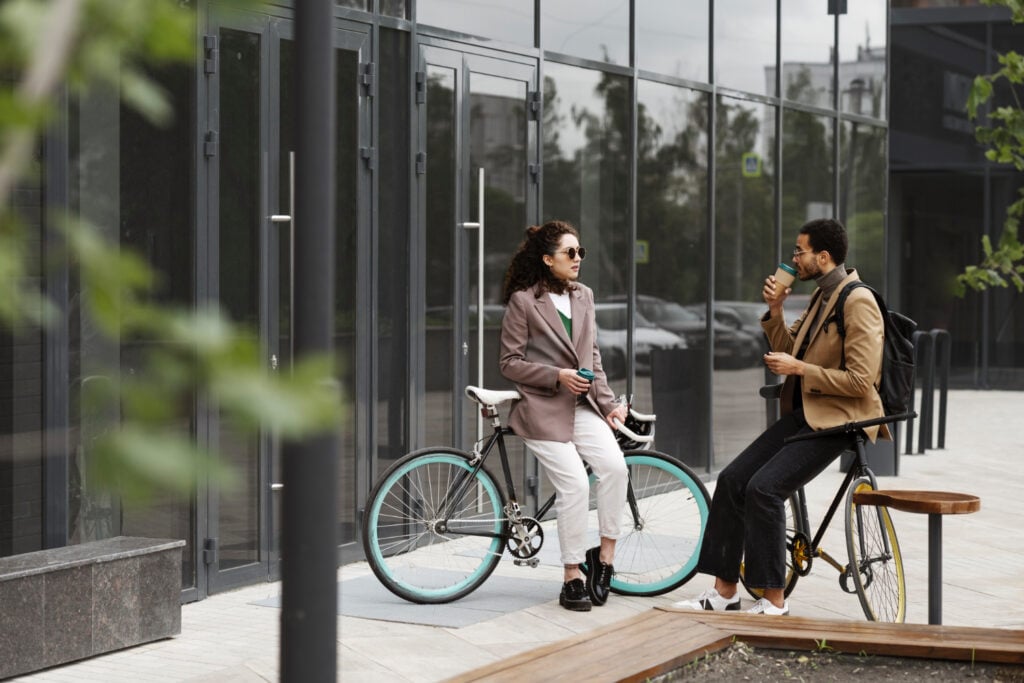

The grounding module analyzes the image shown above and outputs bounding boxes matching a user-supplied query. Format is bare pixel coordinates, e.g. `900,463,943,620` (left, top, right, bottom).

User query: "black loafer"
585,546,614,606
559,578,592,612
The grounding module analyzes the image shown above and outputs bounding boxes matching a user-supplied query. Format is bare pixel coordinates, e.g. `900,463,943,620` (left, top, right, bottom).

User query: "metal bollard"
908,331,935,454
930,329,951,449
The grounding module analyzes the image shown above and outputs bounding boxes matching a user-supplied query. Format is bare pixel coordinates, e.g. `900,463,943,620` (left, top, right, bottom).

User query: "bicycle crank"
506,517,543,559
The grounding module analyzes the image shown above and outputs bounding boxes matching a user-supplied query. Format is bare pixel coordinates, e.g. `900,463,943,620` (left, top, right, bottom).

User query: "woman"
499,220,629,612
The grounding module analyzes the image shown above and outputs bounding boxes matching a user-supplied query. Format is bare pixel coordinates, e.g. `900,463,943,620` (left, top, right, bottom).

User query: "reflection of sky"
542,0,629,64
416,1,887,106
545,62,606,158
417,0,534,46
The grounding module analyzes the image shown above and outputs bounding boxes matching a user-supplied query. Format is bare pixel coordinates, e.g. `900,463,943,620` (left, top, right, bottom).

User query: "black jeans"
696,410,852,589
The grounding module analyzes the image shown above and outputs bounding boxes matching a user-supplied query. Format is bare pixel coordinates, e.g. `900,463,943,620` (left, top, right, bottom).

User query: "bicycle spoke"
846,478,906,622
596,452,710,596
362,450,507,603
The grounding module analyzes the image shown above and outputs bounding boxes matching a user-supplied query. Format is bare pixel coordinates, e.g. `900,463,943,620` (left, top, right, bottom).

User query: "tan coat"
499,283,618,442
762,269,890,442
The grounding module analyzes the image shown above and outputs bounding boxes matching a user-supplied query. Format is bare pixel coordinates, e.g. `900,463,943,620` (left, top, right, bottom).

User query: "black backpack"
828,282,917,416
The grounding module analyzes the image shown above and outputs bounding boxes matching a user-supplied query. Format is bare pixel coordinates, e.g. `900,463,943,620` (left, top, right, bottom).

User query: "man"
674,218,888,615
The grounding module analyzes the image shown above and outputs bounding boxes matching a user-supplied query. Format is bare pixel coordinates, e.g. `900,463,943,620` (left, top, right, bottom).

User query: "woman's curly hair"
502,220,580,304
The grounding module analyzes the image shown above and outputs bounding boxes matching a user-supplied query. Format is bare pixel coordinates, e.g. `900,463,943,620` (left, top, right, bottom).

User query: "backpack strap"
831,281,877,338
830,281,885,374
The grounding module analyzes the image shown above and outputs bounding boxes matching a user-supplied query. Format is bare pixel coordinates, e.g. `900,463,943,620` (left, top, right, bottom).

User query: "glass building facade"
5,0,1014,601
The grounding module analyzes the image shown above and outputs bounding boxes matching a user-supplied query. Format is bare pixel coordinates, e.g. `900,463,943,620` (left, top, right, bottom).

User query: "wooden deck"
446,607,1024,683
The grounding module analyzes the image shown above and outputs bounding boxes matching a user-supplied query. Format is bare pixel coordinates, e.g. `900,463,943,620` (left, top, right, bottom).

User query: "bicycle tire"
845,477,907,623
590,450,711,597
361,448,508,604
739,492,804,600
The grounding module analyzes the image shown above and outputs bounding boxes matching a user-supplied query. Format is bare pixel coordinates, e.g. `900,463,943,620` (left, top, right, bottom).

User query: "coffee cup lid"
777,263,797,276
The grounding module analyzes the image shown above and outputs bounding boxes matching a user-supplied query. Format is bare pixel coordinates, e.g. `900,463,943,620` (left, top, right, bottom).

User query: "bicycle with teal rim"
361,385,712,604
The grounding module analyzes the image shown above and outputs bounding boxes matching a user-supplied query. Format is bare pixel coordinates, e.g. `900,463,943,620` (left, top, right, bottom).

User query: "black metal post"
932,329,951,449
281,2,337,681
928,513,942,625
911,331,934,454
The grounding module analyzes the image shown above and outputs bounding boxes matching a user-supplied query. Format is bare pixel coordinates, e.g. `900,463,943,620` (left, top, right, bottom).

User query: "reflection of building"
890,2,1024,388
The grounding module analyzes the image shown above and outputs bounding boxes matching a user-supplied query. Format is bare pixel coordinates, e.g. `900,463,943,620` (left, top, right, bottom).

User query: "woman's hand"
558,368,591,395
605,403,628,431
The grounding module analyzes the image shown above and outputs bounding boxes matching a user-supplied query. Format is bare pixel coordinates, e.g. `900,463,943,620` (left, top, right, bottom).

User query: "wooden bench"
0,536,185,679
851,489,980,625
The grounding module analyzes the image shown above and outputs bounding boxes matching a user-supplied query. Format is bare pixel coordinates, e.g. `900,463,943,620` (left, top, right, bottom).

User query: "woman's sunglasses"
553,246,586,260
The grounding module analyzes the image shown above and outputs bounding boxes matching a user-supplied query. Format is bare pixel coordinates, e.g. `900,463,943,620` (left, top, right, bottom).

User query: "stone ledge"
0,536,185,679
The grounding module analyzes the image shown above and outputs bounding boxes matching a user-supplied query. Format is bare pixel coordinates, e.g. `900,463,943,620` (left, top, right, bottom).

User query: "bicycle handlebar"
612,416,655,444
783,411,917,443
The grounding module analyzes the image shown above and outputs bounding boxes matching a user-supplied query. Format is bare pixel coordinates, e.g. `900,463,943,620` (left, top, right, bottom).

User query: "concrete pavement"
12,389,1023,682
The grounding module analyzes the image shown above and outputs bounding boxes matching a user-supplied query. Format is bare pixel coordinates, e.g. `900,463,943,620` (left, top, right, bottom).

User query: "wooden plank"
853,489,980,515
448,609,1024,682
449,615,730,682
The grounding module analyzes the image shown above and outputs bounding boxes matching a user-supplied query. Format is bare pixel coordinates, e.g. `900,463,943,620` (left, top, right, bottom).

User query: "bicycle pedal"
513,558,540,568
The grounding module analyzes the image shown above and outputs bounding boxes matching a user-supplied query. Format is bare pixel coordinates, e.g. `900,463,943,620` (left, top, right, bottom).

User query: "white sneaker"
745,598,789,615
671,588,741,611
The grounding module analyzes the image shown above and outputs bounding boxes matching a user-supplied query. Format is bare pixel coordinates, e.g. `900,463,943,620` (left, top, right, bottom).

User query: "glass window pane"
713,96,775,469
117,62,196,585
217,28,261,570
1,136,44,557
379,0,407,19
635,80,710,469
424,65,457,446
637,1,708,81
781,109,834,301
839,0,887,118
541,61,630,397
892,172,983,384
840,122,886,287
336,0,368,10
541,0,628,65
376,28,410,469
781,0,835,108
714,0,776,95
417,0,533,47
333,49,361,548
889,25,985,168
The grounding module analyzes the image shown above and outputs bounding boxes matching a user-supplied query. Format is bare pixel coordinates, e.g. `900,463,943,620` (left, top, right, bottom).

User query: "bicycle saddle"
465,386,522,407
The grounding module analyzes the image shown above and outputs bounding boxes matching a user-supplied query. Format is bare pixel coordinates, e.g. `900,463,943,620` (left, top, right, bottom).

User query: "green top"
557,310,572,339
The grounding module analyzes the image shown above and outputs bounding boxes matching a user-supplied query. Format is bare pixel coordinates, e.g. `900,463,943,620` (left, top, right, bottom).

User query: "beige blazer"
499,283,618,442
762,269,890,442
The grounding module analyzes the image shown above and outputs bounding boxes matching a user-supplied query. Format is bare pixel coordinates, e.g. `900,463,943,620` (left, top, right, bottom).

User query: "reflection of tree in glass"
541,69,631,296
636,89,708,306
424,72,456,315
781,70,832,234
715,96,775,302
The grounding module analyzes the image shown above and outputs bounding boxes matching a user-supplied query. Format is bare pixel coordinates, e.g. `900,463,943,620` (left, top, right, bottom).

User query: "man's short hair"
800,218,848,265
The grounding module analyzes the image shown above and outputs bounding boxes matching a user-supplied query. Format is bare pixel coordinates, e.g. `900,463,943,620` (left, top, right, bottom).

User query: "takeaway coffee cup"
772,263,797,299
577,368,595,382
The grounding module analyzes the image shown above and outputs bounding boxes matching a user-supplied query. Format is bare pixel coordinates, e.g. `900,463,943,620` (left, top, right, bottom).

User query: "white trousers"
522,405,628,565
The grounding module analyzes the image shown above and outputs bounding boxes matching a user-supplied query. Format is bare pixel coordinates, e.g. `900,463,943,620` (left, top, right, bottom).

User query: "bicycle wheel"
845,477,906,622
590,451,711,596
739,492,804,600
362,448,507,604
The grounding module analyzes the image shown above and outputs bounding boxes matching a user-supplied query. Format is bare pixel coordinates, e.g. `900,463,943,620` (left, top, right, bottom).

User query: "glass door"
418,42,539,491
206,8,367,594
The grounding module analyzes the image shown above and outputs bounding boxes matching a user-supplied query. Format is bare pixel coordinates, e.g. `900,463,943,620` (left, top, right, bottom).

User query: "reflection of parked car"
593,303,687,378
610,295,760,369
711,301,771,358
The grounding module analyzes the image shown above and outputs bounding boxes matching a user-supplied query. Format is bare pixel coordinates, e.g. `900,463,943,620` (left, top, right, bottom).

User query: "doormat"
251,572,557,629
